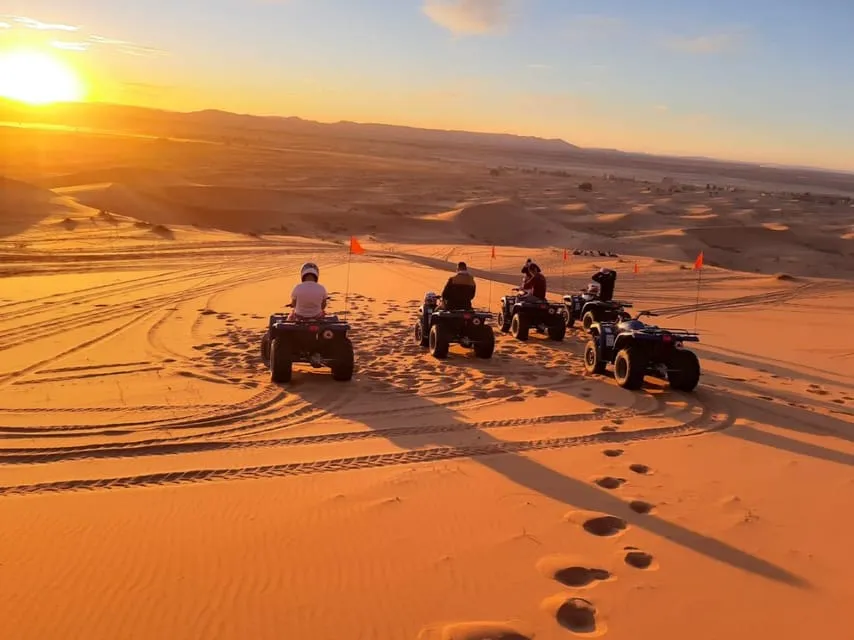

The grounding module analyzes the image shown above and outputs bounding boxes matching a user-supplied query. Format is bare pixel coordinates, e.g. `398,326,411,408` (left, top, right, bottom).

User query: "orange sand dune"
1,125,853,640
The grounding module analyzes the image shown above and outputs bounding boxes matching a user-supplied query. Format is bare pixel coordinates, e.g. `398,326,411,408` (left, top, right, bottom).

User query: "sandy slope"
0,221,852,639
2,126,854,639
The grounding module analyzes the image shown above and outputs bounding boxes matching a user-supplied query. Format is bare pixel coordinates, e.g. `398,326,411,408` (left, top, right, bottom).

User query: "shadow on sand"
291,370,808,589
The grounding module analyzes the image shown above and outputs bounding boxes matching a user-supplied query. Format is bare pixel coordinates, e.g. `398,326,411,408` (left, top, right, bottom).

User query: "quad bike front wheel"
414,322,429,347
583,340,606,375
667,349,701,392
614,346,647,390
497,311,511,333
582,310,597,332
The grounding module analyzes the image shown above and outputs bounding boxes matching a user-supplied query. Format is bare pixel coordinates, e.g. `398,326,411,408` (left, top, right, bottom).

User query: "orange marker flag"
491,245,496,259
563,248,568,262
349,236,365,255
633,261,639,275
693,251,704,270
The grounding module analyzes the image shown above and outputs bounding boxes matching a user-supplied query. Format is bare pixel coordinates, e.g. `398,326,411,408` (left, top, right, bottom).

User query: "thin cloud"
11,16,78,32
664,30,745,54
1,15,165,57
653,104,669,112
527,63,552,70
51,40,90,51
422,0,512,36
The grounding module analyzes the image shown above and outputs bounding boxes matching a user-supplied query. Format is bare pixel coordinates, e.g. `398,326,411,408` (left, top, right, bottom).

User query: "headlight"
548,308,556,314
473,318,481,326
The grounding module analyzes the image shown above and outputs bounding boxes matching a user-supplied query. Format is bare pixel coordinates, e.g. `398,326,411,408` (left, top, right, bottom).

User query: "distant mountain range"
0,98,578,155
2,98,853,193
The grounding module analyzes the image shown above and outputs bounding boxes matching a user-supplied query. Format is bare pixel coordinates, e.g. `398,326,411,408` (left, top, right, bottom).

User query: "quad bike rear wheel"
667,349,701,392
614,346,647,390
547,320,566,341
330,338,355,382
429,324,450,359
510,313,529,341
261,331,271,363
270,337,293,383
473,326,496,359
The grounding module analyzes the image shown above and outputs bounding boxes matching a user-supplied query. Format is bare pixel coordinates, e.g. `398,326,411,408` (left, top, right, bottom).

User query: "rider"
520,261,547,300
440,261,477,310
581,282,601,302
288,262,328,320
591,267,617,302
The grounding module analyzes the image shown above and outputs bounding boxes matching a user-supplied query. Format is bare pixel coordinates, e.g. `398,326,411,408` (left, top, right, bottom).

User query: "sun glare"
0,50,84,105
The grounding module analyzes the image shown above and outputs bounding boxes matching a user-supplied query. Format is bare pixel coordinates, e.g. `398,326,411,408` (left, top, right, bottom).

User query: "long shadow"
705,374,854,444
292,373,807,588
697,345,848,390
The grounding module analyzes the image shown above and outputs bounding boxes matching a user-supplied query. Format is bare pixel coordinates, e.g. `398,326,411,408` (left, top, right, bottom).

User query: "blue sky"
3,0,853,170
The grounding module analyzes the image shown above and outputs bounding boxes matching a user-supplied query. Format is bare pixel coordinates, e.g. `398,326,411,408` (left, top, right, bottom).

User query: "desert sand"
1,118,853,640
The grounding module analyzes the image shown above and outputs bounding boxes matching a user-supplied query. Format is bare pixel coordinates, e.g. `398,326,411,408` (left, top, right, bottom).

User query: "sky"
1,0,853,170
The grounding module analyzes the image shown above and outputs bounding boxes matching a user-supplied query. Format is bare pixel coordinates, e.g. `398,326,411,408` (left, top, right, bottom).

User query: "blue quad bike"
562,292,633,332
497,290,566,342
584,310,701,391
414,292,495,359
260,303,354,383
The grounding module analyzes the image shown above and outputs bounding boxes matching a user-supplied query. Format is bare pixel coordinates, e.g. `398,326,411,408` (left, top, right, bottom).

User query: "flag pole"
488,245,495,312
344,245,352,319
693,252,704,331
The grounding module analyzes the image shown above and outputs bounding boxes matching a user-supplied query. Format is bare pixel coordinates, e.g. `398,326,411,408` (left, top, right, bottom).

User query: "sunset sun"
0,50,84,105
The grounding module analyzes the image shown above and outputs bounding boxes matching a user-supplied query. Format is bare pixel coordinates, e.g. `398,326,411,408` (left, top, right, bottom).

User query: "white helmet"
599,267,611,275
300,262,319,281
587,282,601,295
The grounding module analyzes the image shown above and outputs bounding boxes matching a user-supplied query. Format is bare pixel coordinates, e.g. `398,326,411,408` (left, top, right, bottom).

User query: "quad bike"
415,292,495,359
261,300,354,383
562,292,633,331
497,290,566,342
584,310,701,391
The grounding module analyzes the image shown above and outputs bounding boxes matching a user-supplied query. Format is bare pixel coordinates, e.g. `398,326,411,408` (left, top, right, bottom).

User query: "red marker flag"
633,262,639,274
491,246,496,259
693,251,704,270
563,248,568,262
349,236,365,255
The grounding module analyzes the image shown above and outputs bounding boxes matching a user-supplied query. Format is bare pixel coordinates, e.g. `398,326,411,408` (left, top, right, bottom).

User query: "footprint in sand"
624,548,656,570
594,476,626,490
628,500,655,515
602,449,624,458
600,425,619,432
553,566,611,588
629,463,652,475
541,595,603,636
583,515,628,537
807,385,829,396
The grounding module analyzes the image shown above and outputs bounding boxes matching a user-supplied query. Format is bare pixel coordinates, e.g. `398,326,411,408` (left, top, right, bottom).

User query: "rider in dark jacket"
521,262,547,299
592,268,617,302
441,262,477,310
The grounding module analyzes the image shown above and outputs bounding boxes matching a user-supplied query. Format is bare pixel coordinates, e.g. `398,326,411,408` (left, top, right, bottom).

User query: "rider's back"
291,281,327,318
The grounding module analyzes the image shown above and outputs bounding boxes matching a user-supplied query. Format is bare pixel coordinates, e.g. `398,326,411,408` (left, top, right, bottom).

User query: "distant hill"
0,98,578,155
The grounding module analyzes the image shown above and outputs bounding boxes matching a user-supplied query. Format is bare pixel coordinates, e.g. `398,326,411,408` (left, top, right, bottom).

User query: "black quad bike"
414,292,495,359
583,310,701,391
497,290,566,342
261,304,354,383
562,293,633,332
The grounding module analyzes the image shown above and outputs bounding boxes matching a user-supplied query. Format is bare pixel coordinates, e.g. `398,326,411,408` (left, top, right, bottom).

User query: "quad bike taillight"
322,329,334,340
